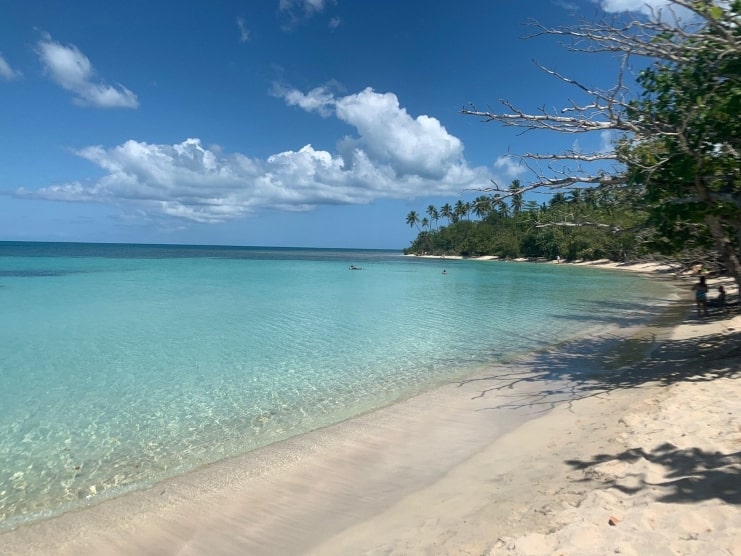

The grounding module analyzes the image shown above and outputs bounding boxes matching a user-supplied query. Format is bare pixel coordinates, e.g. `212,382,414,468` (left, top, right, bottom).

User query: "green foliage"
620,1,741,278
403,187,648,261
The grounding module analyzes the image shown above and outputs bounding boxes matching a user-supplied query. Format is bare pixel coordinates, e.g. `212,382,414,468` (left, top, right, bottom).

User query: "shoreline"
405,252,683,266
2,266,739,555
311,310,741,555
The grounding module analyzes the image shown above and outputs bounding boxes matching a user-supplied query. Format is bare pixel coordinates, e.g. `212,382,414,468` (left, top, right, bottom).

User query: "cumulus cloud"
19,88,494,224
277,86,465,179
0,53,22,81
36,33,138,108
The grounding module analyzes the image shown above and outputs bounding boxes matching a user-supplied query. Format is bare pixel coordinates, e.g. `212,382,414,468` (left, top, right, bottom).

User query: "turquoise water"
0,242,672,530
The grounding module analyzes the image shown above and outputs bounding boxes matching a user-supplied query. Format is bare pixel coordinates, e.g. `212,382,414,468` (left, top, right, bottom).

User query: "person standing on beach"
692,276,709,317
709,285,727,312
717,285,727,308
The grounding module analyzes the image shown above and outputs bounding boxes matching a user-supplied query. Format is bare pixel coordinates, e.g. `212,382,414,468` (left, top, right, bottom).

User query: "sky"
0,0,675,249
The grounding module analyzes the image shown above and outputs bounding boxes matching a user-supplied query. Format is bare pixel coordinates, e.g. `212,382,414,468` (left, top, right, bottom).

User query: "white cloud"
599,130,616,153
280,0,326,15
494,156,527,179
278,0,335,30
19,88,495,224
0,53,22,81
553,0,580,12
237,17,251,42
274,84,336,117
338,89,465,179
598,0,670,13
596,0,698,19
36,33,138,109
276,86,466,180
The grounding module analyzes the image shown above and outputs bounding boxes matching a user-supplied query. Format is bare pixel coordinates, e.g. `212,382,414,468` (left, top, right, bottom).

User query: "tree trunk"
693,176,741,289
705,214,741,290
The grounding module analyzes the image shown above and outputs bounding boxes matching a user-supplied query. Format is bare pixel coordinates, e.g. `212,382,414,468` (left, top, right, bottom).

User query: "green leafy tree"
621,2,741,282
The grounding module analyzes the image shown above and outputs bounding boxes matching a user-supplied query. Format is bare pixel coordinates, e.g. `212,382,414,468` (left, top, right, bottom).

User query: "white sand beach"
1,269,739,555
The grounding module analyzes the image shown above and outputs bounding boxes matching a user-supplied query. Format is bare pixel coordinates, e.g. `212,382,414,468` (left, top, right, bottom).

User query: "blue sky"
0,0,671,249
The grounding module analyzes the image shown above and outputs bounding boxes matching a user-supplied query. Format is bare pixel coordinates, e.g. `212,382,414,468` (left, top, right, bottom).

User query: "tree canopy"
404,182,646,261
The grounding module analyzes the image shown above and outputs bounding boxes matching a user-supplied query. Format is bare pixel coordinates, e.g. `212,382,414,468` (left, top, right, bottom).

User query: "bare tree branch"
535,221,622,231
524,1,738,63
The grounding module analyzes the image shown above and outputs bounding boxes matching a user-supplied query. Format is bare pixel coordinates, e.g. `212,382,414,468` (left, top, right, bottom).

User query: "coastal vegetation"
406,0,740,286
405,183,648,260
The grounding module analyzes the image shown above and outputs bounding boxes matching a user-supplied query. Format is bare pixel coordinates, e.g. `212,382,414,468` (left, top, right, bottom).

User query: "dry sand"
1,266,739,555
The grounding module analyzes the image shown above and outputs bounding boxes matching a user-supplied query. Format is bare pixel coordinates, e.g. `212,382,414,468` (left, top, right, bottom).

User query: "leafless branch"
524,151,618,162
535,221,622,231
524,1,738,63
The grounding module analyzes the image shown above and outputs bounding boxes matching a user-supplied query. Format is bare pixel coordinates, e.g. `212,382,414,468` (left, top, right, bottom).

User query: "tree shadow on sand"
456,298,741,415
566,443,741,505
456,297,741,506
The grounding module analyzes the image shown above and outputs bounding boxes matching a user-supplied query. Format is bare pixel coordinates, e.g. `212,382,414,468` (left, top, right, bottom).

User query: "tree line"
404,180,648,260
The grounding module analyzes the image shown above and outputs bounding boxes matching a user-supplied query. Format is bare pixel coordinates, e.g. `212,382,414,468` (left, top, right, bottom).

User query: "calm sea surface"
0,242,673,530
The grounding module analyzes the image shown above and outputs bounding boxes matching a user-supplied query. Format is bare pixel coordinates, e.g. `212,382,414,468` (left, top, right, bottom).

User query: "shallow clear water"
0,242,672,529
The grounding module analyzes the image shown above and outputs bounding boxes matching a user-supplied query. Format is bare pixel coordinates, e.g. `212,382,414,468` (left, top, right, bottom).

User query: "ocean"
0,242,674,531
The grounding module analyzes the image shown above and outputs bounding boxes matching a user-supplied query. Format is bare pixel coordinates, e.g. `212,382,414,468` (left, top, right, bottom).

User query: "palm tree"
421,217,430,231
473,196,492,220
426,204,440,230
406,210,420,231
440,203,453,225
550,192,567,207
493,194,509,217
509,179,523,215
454,199,468,221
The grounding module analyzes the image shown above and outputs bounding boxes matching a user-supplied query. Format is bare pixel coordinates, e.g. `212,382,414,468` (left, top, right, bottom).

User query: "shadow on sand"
456,297,741,506
566,443,741,505
457,298,740,412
